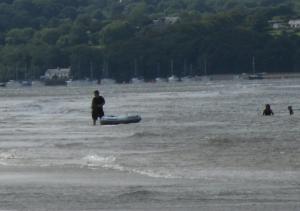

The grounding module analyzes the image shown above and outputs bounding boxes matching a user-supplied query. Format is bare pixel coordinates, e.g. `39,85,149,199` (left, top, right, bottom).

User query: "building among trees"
288,19,300,28
43,67,71,80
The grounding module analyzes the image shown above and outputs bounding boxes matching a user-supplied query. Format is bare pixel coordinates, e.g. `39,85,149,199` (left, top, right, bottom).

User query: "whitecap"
81,154,177,179
82,154,117,167
130,168,177,179
0,152,16,160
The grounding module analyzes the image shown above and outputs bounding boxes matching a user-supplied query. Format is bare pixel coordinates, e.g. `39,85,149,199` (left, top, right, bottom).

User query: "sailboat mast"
170,59,174,76
134,59,138,77
15,64,18,81
190,64,193,76
102,59,108,78
156,62,160,77
90,62,93,80
204,59,207,75
252,56,256,74
183,59,187,76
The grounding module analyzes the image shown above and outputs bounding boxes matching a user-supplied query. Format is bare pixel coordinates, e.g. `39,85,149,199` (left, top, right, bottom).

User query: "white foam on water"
82,154,118,167
0,152,17,166
130,168,177,179
80,154,177,179
0,152,17,160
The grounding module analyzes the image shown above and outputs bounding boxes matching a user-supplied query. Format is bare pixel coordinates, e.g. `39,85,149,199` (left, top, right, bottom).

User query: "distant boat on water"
5,80,33,87
6,80,21,87
200,75,211,81
0,82,6,87
248,74,264,80
168,59,179,82
153,62,168,83
21,80,32,86
7,80,42,87
155,77,168,83
131,77,144,84
130,59,144,84
181,75,201,82
180,62,201,82
168,75,179,82
66,79,98,86
100,78,116,85
248,56,264,80
31,80,44,87
44,79,67,86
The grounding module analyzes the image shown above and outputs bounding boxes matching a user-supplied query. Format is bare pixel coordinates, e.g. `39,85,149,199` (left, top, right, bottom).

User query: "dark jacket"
263,108,274,116
91,96,105,118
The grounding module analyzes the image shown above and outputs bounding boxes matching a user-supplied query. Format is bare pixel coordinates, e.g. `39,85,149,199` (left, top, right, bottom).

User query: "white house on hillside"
153,16,180,25
164,16,180,24
288,19,300,28
268,20,286,29
44,67,71,80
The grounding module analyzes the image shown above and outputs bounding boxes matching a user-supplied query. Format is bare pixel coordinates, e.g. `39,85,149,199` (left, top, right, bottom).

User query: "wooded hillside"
0,0,299,82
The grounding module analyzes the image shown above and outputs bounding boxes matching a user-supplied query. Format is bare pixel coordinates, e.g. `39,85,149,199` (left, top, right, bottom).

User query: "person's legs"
92,112,98,125
99,110,104,119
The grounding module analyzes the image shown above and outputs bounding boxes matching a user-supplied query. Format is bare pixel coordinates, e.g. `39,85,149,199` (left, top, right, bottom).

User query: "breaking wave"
81,154,177,179
0,152,17,160
0,152,17,166
82,154,120,168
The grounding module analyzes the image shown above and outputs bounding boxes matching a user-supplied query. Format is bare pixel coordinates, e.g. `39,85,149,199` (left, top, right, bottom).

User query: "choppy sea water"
0,79,299,211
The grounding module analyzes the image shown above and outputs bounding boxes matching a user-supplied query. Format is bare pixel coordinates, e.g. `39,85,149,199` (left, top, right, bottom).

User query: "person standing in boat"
263,104,274,116
91,90,105,125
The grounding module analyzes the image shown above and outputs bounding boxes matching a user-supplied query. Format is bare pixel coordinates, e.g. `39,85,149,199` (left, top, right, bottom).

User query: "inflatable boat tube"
100,115,141,125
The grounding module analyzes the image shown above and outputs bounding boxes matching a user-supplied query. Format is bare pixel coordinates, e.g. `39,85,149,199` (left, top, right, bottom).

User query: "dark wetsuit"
91,96,105,120
288,107,294,115
263,109,274,116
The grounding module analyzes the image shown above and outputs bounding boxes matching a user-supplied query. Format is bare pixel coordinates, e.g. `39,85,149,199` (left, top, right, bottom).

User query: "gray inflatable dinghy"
100,115,141,125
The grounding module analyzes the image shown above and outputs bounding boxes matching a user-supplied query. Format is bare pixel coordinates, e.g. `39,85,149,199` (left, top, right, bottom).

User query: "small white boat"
67,79,98,86
155,77,168,83
181,75,201,82
248,74,264,80
31,80,44,87
200,75,211,81
21,80,32,86
100,78,116,85
168,75,179,82
130,77,144,84
6,80,21,88
100,115,141,125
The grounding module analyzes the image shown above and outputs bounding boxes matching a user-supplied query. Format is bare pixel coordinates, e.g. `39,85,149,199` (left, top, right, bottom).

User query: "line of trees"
0,0,299,82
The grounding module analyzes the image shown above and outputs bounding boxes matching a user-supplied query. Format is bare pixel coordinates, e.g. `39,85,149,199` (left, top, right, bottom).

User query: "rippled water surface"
0,80,300,210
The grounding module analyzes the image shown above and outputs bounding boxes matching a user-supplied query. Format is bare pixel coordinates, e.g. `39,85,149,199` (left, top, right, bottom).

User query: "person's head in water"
263,104,274,116
288,106,294,115
94,90,99,97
